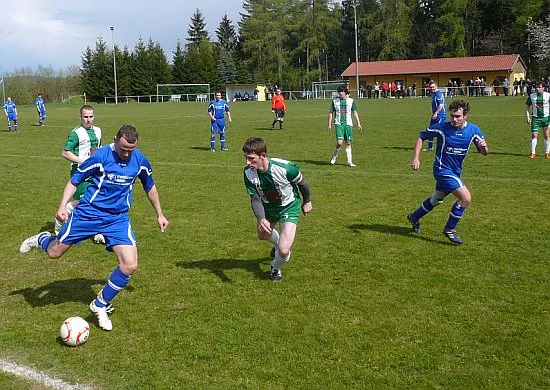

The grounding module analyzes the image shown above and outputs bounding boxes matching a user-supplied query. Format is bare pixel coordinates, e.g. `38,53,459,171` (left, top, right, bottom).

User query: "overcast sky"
1,0,245,74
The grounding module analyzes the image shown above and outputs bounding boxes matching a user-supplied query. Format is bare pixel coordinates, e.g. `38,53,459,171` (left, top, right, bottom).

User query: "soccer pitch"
0,97,549,389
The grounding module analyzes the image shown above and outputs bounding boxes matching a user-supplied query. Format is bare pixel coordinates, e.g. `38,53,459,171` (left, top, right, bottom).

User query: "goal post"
311,81,347,99
156,84,211,102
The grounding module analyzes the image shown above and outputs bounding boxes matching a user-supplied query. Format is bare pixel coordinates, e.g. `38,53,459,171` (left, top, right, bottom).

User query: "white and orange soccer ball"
60,316,90,347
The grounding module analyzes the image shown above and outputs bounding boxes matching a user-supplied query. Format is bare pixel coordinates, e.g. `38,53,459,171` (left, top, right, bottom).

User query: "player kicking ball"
243,137,312,280
20,125,169,330
407,100,488,245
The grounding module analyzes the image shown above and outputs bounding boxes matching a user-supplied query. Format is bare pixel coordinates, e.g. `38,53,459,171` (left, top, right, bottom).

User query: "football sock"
94,266,131,307
268,229,280,245
545,139,550,154
220,133,226,149
272,249,290,269
271,119,277,127
331,146,341,159
345,145,353,163
427,140,434,149
38,232,54,252
531,138,537,154
410,197,436,221
444,202,466,232
210,134,216,150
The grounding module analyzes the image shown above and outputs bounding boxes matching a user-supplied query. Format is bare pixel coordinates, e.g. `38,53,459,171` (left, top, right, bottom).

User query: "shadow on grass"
488,151,525,157
348,223,450,245
176,258,270,283
189,146,212,151
8,278,135,307
382,146,414,151
293,159,332,166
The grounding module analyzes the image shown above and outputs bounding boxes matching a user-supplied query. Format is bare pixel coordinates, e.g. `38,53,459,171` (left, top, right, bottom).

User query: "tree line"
5,0,550,104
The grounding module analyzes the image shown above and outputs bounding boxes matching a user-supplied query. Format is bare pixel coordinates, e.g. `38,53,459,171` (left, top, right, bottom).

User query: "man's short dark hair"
337,86,347,93
242,137,267,155
116,125,139,144
448,100,470,115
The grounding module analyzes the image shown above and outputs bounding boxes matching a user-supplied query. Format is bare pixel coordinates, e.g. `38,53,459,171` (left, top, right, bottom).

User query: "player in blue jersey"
35,93,46,126
3,97,18,132
208,91,232,152
407,100,488,245
20,125,169,331
424,82,446,151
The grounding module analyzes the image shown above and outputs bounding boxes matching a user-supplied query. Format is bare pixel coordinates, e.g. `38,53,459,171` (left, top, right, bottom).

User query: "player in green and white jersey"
328,86,363,167
525,81,550,159
243,137,313,281
54,105,103,240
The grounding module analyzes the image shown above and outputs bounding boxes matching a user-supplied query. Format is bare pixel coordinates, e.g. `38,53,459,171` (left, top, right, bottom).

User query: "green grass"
1,96,549,389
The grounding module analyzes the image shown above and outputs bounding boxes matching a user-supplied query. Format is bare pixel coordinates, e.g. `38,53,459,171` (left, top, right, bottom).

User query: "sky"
1,0,245,74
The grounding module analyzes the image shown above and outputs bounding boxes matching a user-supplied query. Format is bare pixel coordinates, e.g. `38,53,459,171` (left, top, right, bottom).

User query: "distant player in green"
525,81,550,158
243,137,313,281
54,105,104,244
328,86,362,167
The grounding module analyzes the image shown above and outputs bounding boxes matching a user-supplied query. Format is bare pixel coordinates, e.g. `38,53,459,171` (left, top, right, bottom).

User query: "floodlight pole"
110,26,118,104
350,0,360,98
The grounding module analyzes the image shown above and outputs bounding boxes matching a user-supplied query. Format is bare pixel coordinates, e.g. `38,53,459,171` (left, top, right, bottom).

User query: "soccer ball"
60,316,90,347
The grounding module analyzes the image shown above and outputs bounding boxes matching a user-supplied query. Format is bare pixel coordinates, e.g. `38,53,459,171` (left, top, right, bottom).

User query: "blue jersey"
3,101,16,115
35,97,46,113
431,90,446,118
71,143,155,216
419,121,484,177
208,99,230,121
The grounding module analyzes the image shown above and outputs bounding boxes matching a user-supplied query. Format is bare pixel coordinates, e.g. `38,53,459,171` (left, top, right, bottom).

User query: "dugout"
226,84,266,102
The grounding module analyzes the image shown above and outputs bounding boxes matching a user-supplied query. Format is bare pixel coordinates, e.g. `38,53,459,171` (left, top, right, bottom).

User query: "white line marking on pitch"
0,359,96,389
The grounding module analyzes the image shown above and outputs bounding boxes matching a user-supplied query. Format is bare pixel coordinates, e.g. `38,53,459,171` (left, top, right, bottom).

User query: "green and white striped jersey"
526,92,550,118
330,97,357,126
244,158,303,210
63,125,102,174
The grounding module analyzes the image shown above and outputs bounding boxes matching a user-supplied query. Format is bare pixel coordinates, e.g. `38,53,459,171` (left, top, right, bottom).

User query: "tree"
216,14,238,52
216,48,237,84
434,0,468,57
527,15,550,61
131,37,152,95
172,40,186,83
187,9,209,47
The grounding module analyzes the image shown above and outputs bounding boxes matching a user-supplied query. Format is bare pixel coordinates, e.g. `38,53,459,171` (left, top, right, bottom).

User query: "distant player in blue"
424,81,446,151
20,125,169,331
208,91,232,152
3,96,18,132
407,100,488,245
35,93,46,126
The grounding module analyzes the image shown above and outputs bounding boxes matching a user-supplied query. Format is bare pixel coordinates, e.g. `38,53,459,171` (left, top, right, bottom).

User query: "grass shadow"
189,146,212,151
9,278,108,307
382,146,414,151
293,159,332,166
176,258,270,283
348,223,450,245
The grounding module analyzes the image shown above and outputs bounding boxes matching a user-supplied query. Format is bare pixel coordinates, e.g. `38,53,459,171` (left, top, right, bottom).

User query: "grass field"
0,96,549,389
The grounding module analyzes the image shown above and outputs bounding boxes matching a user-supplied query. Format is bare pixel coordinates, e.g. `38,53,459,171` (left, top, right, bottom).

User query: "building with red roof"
341,54,527,97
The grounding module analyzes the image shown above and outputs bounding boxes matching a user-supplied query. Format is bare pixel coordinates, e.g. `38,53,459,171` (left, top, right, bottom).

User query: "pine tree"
216,14,238,52
187,9,209,47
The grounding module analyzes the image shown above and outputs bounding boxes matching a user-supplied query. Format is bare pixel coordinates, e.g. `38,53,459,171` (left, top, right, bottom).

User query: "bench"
196,94,208,102
170,94,181,102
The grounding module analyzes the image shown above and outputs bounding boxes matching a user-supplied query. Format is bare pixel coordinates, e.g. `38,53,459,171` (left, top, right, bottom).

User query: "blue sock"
210,134,216,150
444,202,466,231
220,134,226,149
410,198,435,221
427,140,433,149
38,233,54,252
94,267,131,307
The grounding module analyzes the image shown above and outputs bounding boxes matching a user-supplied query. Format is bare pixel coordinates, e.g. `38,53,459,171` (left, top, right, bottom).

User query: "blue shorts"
6,114,17,121
58,207,136,250
434,173,464,194
211,119,226,134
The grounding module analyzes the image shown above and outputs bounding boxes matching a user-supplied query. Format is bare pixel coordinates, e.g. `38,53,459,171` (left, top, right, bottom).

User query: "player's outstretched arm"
297,178,312,215
146,185,169,232
353,111,362,132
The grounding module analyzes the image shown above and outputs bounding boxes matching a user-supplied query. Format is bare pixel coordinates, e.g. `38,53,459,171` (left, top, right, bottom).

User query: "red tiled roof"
341,54,525,77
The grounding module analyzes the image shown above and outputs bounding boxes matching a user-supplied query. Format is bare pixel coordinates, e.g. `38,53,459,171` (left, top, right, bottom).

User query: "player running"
424,81,446,151
243,137,312,281
407,100,488,245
